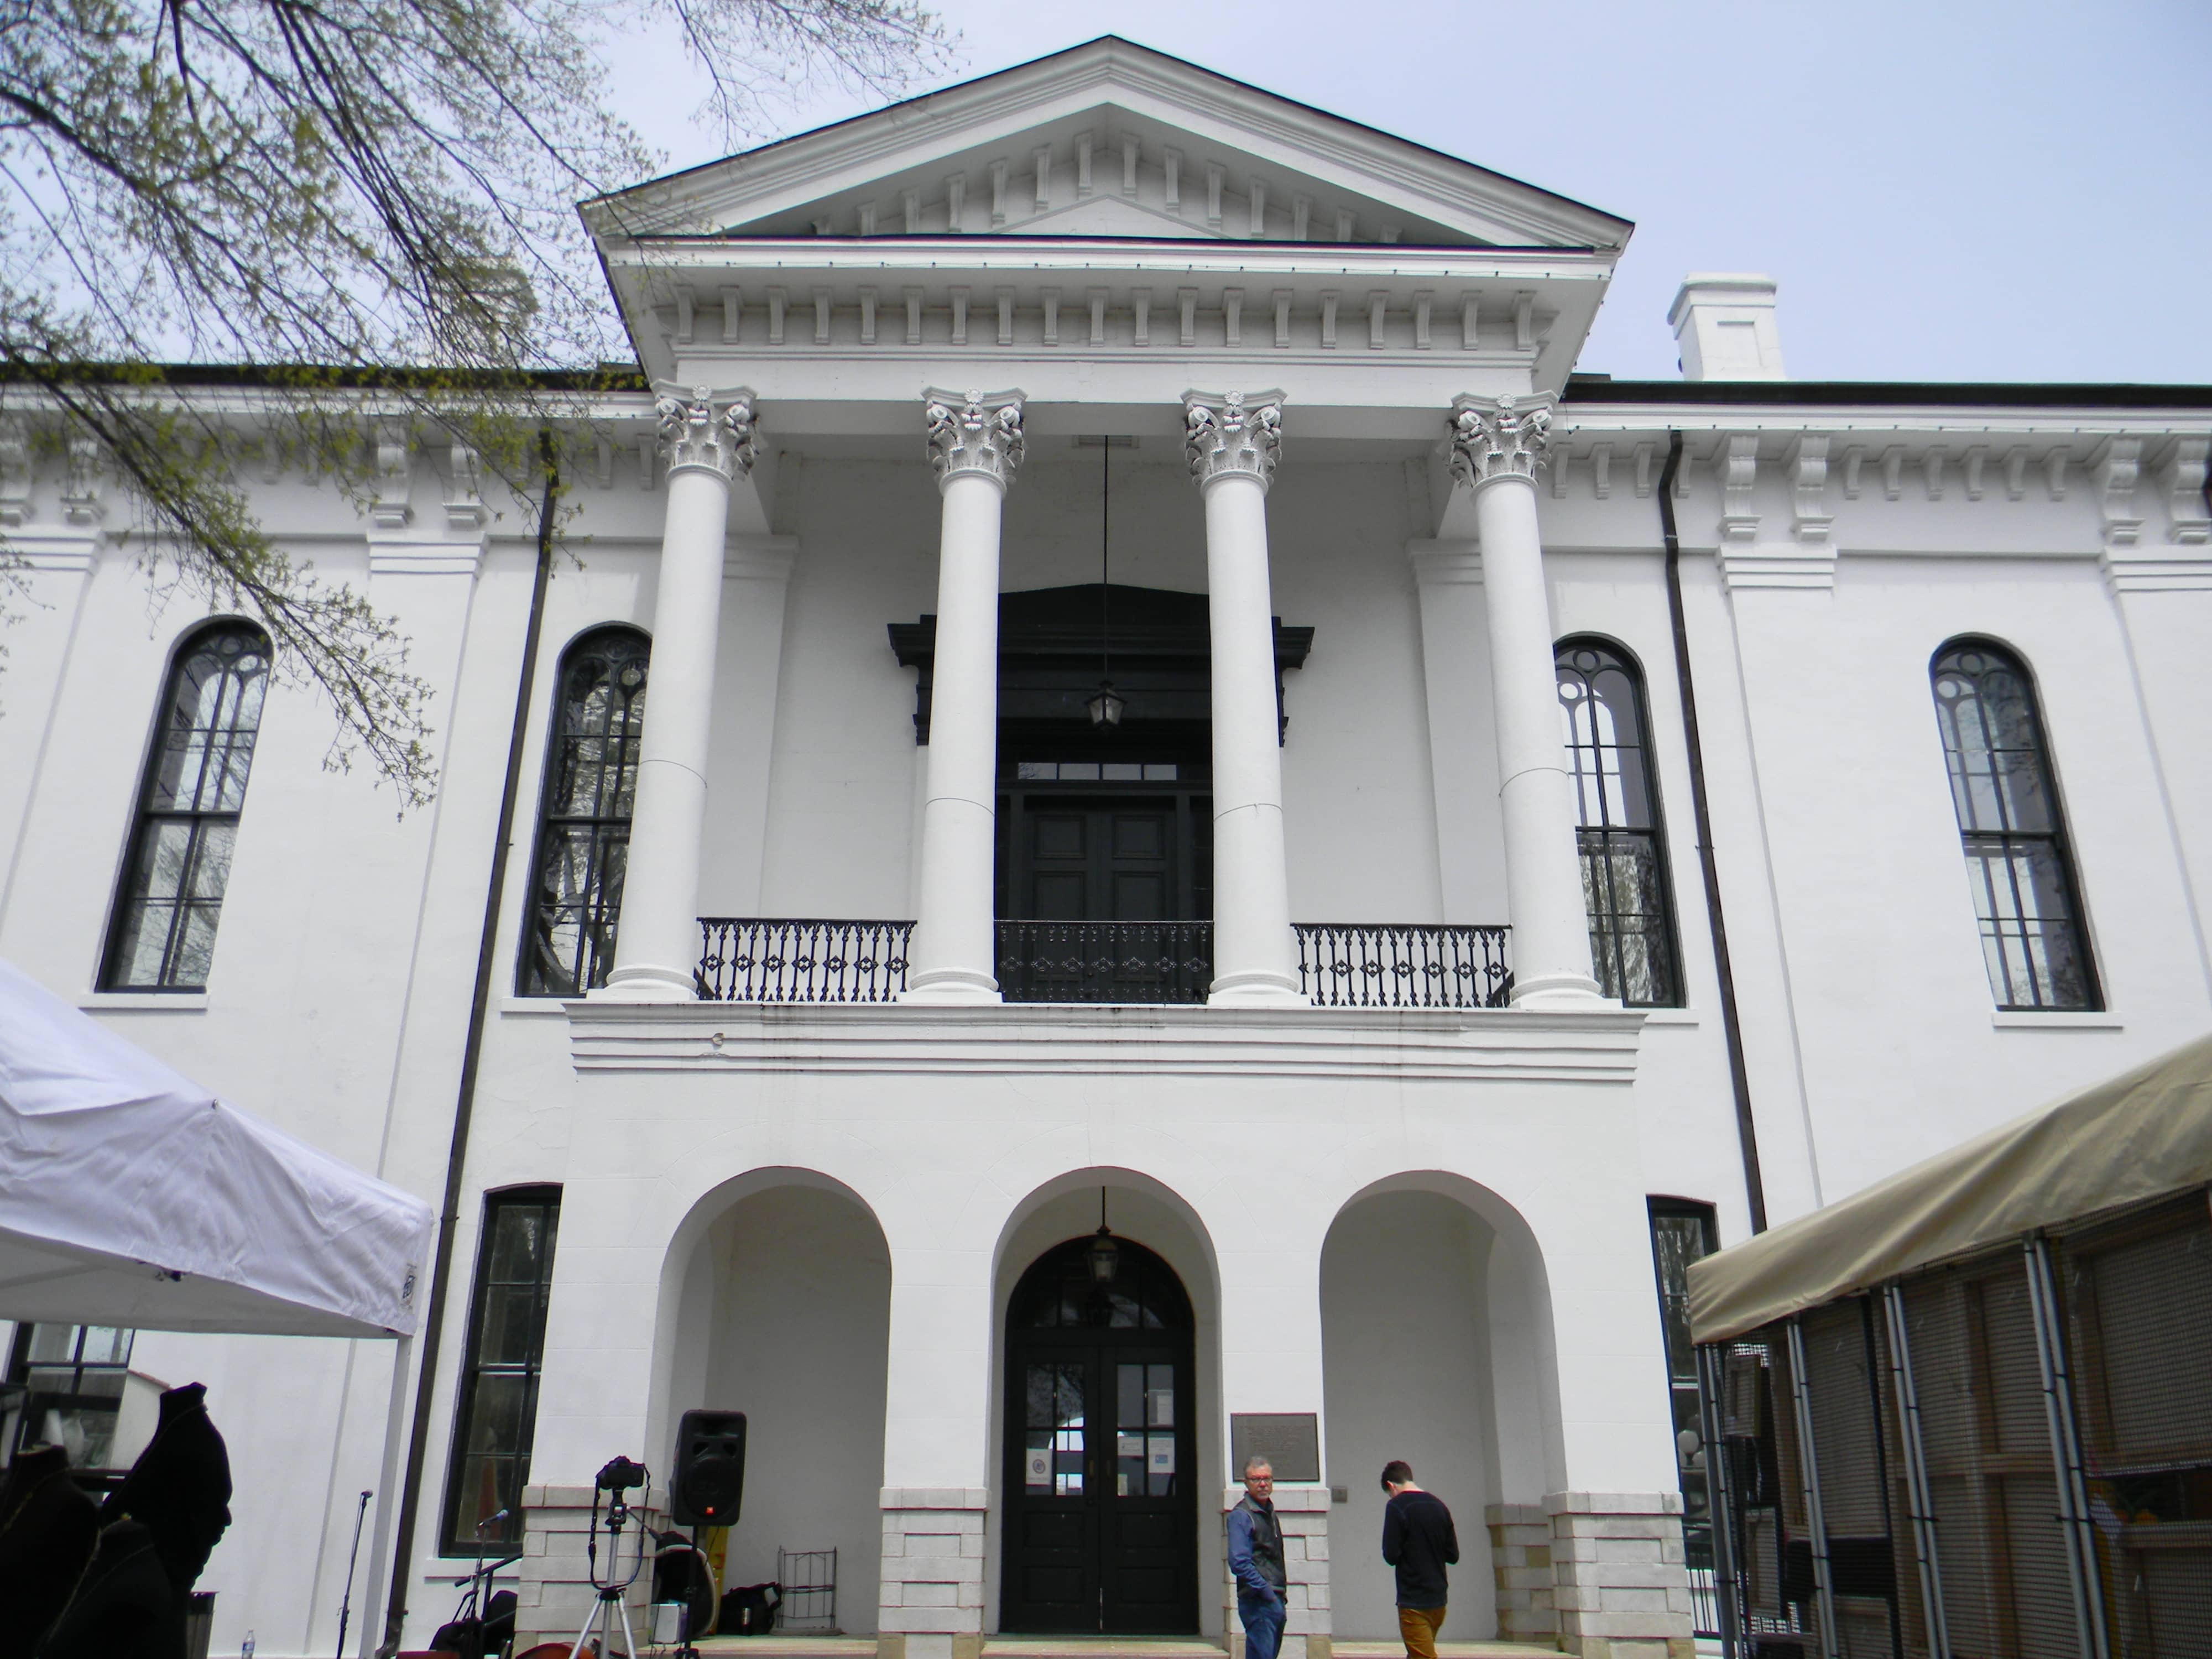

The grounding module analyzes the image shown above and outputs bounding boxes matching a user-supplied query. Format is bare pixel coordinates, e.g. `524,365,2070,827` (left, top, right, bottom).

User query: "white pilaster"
903,389,1025,1004
1448,394,1605,1009
598,384,758,1002
1185,390,1303,1007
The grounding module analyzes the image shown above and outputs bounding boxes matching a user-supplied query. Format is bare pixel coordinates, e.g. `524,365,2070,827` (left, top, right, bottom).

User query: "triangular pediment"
590,38,1630,253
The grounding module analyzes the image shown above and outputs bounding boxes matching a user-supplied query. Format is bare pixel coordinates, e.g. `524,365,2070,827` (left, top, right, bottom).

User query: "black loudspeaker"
671,1410,748,1527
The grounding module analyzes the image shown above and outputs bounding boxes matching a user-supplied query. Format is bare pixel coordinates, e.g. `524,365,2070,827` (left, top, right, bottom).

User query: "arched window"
518,627,648,995
1930,640,2098,1009
101,622,272,990
1557,639,1681,1006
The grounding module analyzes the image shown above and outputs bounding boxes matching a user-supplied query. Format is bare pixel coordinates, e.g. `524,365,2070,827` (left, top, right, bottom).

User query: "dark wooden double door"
995,773,1213,1003
1001,1238,1198,1634
1001,789,1211,924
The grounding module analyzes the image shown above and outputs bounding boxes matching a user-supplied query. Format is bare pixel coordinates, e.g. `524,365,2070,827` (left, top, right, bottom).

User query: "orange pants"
1398,1604,1446,1659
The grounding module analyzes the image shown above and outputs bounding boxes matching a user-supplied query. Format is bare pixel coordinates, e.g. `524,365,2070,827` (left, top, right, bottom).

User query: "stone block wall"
1486,1501,1561,1646
875,1486,987,1659
514,1481,671,1654
1544,1491,1694,1659
1222,1485,1332,1659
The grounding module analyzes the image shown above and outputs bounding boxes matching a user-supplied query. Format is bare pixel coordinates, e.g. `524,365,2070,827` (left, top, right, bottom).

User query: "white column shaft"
906,469,1007,1000
603,461,732,1000
1203,471,1302,1004
1473,474,1603,1005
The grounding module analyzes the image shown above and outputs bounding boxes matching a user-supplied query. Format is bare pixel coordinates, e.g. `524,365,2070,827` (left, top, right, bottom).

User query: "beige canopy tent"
1687,1029,2212,1345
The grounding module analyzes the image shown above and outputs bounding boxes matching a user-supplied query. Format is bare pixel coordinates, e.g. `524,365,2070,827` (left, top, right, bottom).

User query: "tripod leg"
567,1592,607,1659
613,1593,639,1659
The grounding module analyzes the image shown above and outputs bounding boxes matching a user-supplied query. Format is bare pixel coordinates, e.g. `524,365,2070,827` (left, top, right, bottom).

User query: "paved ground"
685,1639,1562,1658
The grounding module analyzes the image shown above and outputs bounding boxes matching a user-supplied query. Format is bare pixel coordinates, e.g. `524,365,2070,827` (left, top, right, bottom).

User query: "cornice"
608,237,1611,285
565,999,1649,1084
1556,409,2212,440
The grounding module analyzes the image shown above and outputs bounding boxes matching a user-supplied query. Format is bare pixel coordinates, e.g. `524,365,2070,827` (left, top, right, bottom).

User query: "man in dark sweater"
1379,1460,1458,1659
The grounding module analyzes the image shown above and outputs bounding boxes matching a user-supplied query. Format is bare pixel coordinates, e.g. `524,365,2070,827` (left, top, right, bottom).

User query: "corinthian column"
599,384,757,1001
1449,392,1605,1008
903,388,1025,1003
1185,389,1304,1006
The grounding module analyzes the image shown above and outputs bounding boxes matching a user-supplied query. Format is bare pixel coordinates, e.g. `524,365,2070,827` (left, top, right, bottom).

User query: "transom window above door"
1016,760,1182,782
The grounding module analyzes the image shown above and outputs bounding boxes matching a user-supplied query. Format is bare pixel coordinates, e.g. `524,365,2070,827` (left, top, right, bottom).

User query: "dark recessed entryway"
891,585,1311,1004
1000,1235,1199,1635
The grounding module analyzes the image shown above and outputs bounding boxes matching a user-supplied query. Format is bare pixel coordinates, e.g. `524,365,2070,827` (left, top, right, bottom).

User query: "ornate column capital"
654,382,759,481
1183,389,1284,492
1448,392,1558,493
924,387,1026,489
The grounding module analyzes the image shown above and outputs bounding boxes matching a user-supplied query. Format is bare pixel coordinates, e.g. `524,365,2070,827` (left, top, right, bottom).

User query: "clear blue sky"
603,0,2212,385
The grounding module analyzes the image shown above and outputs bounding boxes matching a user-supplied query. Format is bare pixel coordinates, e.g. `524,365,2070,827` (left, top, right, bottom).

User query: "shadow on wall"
664,1178,892,1632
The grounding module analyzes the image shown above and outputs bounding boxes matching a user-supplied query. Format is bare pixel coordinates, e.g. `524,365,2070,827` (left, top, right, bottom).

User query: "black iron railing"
995,920,1213,1004
696,918,912,1003
1295,922,1511,1009
694,919,1512,1008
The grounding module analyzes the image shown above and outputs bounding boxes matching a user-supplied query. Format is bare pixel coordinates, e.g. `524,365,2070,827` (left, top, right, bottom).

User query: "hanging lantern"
1088,1223,1121,1283
1087,680,1125,727
1089,1186,1120,1282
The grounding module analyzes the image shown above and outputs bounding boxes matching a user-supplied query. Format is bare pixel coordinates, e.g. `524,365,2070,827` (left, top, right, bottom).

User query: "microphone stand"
335,1490,372,1659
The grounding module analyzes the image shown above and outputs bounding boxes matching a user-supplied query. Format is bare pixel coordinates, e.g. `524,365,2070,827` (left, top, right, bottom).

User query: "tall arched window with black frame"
518,627,648,996
1556,638,1681,1006
101,620,273,990
1929,639,2099,1010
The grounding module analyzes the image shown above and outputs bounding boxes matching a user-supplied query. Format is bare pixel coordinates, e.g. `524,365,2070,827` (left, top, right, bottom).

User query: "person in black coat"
0,1443,101,1657
38,1383,232,1659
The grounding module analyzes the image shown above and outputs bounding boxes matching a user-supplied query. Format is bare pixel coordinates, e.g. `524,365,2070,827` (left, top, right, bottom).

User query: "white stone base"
514,1481,671,1655
1221,1485,1332,1659
878,1486,989,1659
1486,1491,1693,1659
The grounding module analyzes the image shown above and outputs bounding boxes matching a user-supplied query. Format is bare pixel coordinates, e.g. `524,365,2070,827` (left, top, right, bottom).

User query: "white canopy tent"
0,953,436,1656
1688,1029,2212,1344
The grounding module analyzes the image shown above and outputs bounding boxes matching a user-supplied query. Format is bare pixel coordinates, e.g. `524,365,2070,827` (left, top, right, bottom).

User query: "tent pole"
358,1334,414,1659
2026,1235,2108,1659
1783,1319,1839,1659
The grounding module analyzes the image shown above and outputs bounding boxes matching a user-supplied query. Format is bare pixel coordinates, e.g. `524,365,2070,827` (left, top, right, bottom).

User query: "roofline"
1563,375,2212,410
583,35,1633,243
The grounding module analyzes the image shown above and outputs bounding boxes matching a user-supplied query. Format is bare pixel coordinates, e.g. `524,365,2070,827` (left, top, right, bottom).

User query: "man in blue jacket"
1226,1456,1286,1659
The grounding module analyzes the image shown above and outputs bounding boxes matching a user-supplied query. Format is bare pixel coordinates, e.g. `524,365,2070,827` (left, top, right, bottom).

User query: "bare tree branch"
1,0,954,805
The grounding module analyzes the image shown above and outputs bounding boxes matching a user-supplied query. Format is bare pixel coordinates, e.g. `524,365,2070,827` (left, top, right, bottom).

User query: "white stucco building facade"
3,36,2210,1659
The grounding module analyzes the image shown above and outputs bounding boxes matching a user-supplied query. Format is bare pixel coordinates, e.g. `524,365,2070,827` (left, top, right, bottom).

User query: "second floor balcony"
695,916,1512,1009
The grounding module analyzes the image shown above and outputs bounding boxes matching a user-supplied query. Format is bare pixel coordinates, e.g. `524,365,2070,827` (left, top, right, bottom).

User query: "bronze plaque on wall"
1230,1413,1321,1483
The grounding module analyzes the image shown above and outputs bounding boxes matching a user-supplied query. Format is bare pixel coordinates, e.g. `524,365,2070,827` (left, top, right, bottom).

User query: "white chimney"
1669,274,1785,380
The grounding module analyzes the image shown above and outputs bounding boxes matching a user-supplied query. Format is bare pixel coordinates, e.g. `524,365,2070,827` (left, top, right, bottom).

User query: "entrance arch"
1319,1175,1565,1641
1000,1234,1198,1634
657,1173,891,1632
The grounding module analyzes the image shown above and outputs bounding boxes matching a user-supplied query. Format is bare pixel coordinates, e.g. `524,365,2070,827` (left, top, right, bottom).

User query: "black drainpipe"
382,431,562,1651
1657,431,1768,1233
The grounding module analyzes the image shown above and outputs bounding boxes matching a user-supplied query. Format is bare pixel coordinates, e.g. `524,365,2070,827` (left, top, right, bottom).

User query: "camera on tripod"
568,1457,653,1659
597,1455,648,1494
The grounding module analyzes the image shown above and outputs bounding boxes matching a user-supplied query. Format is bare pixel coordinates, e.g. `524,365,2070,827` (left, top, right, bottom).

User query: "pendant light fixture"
1088,1185,1120,1282
1087,437,1125,727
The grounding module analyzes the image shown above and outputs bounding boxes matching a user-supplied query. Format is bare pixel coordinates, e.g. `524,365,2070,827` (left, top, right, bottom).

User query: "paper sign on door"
1026,1449,1051,1485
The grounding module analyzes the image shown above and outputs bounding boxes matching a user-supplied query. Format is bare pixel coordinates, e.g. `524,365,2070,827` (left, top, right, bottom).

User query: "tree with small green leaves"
1,0,949,805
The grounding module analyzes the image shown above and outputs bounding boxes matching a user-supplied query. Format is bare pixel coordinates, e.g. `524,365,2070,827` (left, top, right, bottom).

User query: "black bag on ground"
717,1582,781,1636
